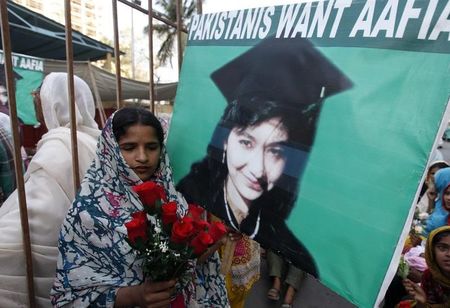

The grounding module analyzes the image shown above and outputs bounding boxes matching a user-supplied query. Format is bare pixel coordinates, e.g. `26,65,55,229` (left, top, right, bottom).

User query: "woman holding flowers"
51,107,228,307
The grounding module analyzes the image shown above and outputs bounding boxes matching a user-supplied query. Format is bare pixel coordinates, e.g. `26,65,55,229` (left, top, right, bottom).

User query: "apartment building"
12,0,109,40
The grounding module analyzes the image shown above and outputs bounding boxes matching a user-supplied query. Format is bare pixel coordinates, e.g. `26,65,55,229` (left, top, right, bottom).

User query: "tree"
144,0,197,66
95,34,134,79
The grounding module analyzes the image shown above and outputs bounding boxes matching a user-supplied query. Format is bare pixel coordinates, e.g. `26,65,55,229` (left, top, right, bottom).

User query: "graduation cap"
211,37,352,111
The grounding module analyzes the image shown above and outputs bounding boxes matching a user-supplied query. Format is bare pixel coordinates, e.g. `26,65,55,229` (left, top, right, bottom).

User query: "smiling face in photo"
225,117,288,205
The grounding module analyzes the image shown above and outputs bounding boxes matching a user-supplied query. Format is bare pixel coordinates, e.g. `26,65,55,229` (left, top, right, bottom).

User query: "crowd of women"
382,161,450,307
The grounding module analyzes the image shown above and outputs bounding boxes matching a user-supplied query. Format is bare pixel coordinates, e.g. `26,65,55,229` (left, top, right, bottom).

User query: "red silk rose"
187,203,204,220
208,221,227,242
133,181,167,208
171,217,195,243
161,201,178,225
125,211,148,244
190,231,214,256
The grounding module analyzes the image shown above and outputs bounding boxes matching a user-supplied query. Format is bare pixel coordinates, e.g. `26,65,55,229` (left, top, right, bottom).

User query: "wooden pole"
112,0,122,109
0,1,35,306
147,0,155,112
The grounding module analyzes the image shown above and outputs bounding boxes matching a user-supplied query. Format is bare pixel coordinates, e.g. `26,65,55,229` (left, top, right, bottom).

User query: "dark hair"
112,106,164,147
206,96,321,221
433,230,450,247
430,162,449,172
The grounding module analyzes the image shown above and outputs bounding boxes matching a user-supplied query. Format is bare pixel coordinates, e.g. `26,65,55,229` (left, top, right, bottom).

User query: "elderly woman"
0,73,101,306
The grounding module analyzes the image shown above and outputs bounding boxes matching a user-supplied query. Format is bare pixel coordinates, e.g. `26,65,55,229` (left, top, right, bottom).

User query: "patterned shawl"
51,112,187,307
51,111,229,307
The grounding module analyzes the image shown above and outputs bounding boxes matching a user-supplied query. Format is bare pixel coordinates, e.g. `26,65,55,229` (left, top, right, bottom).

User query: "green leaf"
397,256,410,279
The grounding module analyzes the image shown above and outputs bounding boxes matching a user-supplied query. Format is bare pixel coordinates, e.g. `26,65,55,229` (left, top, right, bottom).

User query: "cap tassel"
320,86,326,99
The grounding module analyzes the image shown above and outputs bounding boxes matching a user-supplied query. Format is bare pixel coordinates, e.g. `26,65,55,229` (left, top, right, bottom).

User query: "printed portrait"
176,36,352,277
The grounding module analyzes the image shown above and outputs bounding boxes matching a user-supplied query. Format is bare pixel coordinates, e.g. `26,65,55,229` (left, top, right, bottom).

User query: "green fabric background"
15,68,43,125
167,1,450,306
0,51,44,125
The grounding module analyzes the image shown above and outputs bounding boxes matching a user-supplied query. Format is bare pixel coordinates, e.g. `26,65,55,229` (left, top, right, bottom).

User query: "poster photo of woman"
176,37,352,278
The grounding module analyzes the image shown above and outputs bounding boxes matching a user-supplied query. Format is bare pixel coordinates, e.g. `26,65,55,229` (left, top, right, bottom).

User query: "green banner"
0,51,44,125
167,1,450,307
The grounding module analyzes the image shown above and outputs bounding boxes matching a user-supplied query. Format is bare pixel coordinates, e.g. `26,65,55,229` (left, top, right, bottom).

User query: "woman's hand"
407,267,423,283
403,278,426,305
197,234,228,264
426,187,437,201
115,279,176,308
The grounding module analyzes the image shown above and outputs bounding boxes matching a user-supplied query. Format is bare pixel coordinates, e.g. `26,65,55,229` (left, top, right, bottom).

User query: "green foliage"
397,256,410,279
144,0,197,66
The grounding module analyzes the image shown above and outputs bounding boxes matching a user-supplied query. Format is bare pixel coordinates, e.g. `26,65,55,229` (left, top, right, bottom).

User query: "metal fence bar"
176,0,183,72
112,0,122,109
0,1,35,306
118,0,188,33
65,0,81,191
87,62,107,128
147,0,155,112
197,0,202,15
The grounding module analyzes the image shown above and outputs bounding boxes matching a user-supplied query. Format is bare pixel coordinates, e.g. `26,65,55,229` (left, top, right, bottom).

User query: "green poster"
0,51,44,125
167,1,450,307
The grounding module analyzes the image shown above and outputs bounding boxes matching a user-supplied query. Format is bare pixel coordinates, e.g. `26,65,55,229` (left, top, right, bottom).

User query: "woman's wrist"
197,239,225,264
115,284,141,307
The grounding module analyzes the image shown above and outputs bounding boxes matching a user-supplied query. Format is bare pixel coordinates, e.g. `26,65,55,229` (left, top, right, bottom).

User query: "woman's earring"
222,149,226,164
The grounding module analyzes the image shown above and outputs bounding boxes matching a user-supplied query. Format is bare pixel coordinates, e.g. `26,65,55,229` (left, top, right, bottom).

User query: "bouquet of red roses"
125,181,227,282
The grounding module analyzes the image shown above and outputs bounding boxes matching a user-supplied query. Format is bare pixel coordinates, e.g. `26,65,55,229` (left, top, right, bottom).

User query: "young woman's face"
443,186,450,211
118,124,161,181
434,234,450,276
225,117,288,203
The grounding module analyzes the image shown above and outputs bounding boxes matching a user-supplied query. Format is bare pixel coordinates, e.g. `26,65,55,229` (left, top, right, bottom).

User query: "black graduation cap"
211,37,352,110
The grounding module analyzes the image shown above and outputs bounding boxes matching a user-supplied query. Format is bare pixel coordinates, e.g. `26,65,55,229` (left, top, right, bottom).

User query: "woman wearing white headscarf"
0,73,101,307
